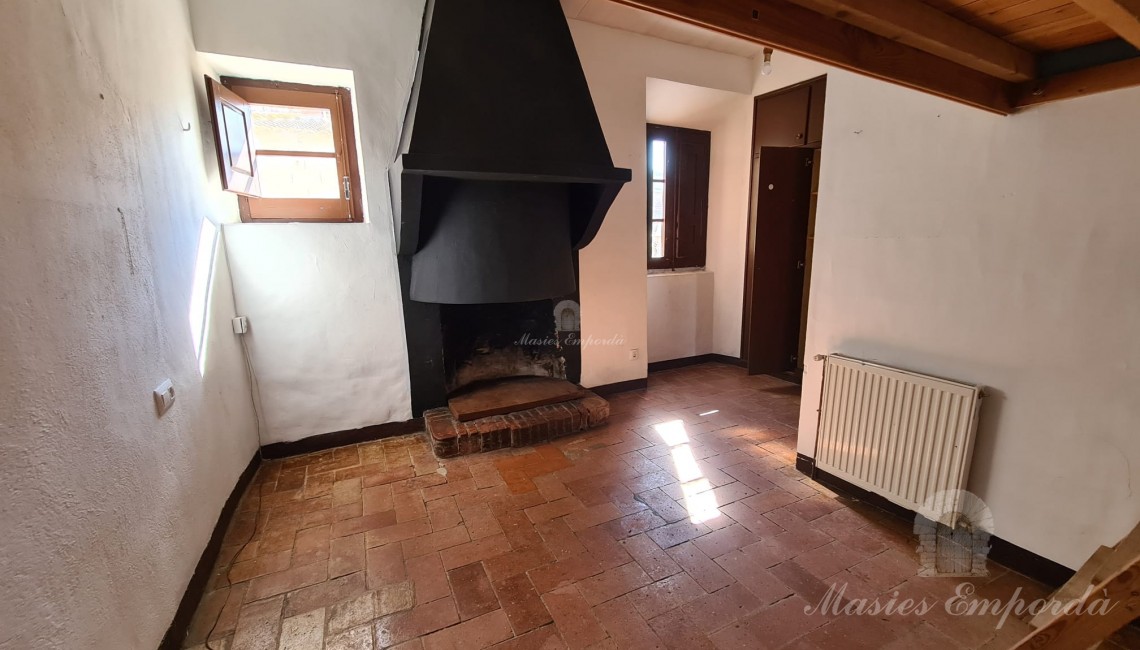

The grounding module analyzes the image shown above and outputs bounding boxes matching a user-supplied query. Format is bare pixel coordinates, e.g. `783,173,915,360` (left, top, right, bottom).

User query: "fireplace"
405,279,610,458
389,0,629,457
440,299,576,394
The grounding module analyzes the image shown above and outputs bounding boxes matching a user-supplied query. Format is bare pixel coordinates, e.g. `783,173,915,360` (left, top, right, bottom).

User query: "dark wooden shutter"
205,76,261,197
671,127,710,268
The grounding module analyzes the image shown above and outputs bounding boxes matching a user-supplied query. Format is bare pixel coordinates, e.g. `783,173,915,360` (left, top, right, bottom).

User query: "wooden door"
745,147,815,376
752,85,811,151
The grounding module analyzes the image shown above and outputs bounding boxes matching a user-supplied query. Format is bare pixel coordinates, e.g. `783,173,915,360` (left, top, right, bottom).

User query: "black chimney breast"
409,180,576,304
393,0,630,414
391,0,630,305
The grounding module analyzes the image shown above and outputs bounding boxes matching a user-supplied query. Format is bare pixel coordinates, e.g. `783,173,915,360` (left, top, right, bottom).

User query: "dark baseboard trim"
795,455,1076,589
160,452,261,650
710,354,748,368
590,378,649,397
988,537,1075,588
260,418,425,460
647,354,745,373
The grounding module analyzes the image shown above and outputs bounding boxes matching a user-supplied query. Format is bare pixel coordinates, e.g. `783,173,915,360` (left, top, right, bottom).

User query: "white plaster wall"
646,271,714,362
703,99,754,359
568,20,755,386
0,0,259,647
223,225,412,442
190,0,425,441
751,50,832,96
646,78,754,359
800,70,1140,569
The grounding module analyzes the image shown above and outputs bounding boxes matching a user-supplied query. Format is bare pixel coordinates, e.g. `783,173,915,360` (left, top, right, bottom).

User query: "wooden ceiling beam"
608,0,1015,114
786,0,1037,81
1072,0,1140,48
1015,55,1140,107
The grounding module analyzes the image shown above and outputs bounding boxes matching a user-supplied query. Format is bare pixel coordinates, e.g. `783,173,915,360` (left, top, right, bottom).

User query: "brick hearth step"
425,392,609,458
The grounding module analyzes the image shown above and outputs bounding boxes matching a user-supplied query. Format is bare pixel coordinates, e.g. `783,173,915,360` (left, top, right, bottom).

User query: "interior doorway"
741,76,826,382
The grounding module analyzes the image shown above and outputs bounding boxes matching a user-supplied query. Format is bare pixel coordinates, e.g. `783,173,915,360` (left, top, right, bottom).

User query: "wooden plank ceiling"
922,0,1119,51
606,0,1140,114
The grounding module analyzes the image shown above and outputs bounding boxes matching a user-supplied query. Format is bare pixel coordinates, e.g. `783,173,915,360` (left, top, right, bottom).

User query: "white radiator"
813,354,984,517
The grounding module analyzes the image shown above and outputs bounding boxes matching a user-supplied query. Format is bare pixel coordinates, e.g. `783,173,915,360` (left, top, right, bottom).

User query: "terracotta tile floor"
184,363,1135,650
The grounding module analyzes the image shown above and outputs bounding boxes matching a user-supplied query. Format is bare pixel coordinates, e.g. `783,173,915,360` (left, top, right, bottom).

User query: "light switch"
154,379,175,416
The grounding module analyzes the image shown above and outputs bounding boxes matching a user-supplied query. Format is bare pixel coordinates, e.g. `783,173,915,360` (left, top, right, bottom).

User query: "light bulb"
761,61,773,76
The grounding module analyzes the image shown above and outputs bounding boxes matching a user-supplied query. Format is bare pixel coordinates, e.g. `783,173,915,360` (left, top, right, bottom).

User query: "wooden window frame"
646,123,709,270
647,124,674,270
220,77,364,223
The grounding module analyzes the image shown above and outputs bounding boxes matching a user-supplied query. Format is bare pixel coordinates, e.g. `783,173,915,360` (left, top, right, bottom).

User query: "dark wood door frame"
741,76,826,378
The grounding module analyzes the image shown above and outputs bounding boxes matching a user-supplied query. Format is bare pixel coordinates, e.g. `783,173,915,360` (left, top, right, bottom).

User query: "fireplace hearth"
423,298,608,459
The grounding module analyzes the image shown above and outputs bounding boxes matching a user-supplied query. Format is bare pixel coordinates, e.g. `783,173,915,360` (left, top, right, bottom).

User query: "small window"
646,124,710,270
205,76,363,223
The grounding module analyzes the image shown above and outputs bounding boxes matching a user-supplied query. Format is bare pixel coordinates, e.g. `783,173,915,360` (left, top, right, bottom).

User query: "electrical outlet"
154,379,175,416
630,348,640,360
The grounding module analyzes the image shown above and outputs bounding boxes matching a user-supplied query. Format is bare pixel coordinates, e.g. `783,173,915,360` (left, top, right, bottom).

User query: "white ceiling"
645,78,749,126
560,0,765,59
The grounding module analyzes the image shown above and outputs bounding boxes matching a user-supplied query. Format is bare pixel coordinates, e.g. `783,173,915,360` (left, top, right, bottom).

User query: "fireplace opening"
440,298,580,395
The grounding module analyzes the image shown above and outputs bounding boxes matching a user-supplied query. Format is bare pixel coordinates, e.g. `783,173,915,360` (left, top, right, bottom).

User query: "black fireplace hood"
390,0,631,304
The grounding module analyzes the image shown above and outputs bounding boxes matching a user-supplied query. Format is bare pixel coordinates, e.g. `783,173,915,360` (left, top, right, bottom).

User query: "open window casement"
205,76,363,223
206,76,261,197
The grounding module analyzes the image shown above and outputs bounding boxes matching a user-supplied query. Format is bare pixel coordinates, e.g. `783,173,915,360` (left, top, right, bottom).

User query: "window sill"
648,267,708,277
235,218,365,225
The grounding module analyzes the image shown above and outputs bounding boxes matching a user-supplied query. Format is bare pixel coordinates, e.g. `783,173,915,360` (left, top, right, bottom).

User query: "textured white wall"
568,20,754,386
645,78,753,360
224,225,413,442
800,70,1140,569
190,0,424,441
0,0,259,647
646,271,714,362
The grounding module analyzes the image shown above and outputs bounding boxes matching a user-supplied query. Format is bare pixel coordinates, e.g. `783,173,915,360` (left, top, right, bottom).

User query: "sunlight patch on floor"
654,419,721,524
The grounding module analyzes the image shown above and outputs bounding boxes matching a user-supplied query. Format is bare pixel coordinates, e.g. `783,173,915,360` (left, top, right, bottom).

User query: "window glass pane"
650,139,667,181
250,104,335,153
256,156,341,199
651,221,665,259
651,181,665,221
